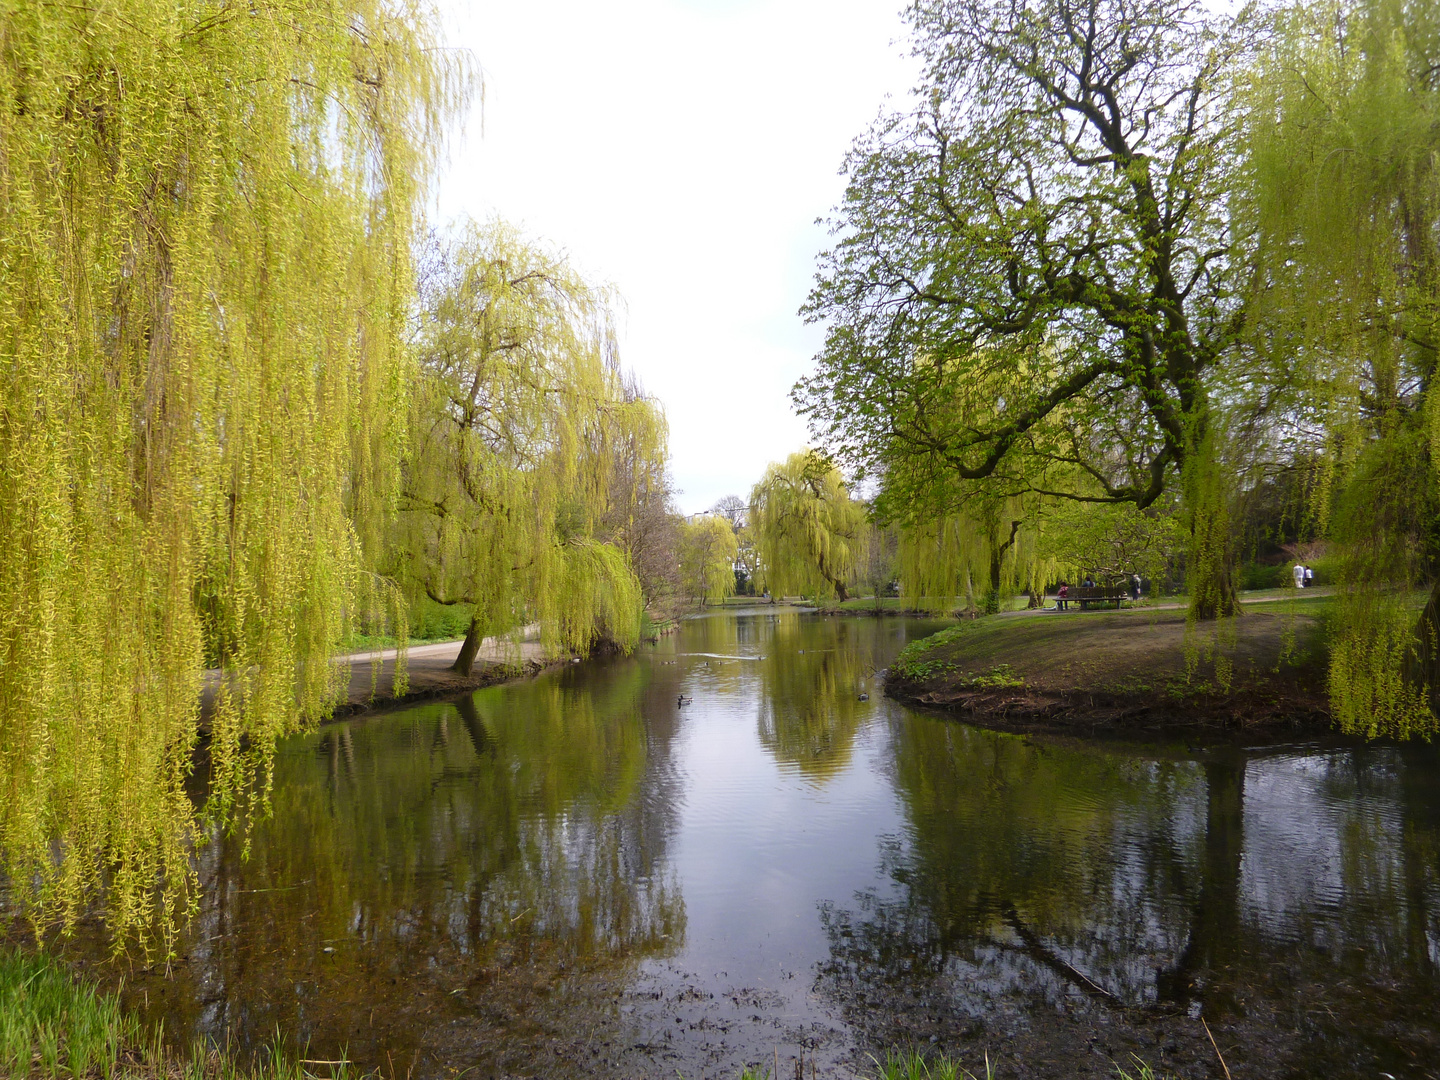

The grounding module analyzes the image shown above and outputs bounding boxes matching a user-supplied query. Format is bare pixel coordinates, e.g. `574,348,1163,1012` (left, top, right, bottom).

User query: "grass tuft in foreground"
0,949,359,1079
869,1049,996,1080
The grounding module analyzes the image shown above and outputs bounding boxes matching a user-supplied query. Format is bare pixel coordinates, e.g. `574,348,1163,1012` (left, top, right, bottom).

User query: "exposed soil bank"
884,605,1332,739
327,643,557,721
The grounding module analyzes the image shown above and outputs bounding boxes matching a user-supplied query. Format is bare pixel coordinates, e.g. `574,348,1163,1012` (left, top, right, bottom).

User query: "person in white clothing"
1292,563,1306,588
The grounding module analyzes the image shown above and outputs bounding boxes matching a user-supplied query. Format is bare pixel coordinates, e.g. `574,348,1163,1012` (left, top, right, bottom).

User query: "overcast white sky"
431,0,919,514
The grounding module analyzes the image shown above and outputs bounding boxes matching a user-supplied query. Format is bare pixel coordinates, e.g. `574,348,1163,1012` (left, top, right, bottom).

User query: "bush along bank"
884,607,1333,738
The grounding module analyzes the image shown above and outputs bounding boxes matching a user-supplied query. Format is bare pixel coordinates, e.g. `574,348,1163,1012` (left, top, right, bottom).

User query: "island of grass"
885,594,1333,738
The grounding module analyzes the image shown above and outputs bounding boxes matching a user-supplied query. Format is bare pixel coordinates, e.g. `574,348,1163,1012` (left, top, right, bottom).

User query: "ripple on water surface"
45,610,1440,1080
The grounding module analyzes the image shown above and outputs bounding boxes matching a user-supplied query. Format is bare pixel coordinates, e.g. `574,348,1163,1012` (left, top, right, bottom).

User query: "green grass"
889,622,977,679
0,949,363,1079
0,950,125,1079
870,1049,996,1080
828,597,911,612
866,1049,1174,1080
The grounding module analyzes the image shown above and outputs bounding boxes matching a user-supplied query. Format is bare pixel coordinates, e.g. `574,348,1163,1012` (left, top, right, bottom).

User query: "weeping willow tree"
896,500,1028,614
678,515,739,606
749,451,865,601
1243,0,1440,736
396,222,664,672
0,1,460,949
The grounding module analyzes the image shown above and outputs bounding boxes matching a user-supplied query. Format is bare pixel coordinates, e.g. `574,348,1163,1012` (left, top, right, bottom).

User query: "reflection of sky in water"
659,705,906,987
1242,749,1436,960
43,611,1440,1080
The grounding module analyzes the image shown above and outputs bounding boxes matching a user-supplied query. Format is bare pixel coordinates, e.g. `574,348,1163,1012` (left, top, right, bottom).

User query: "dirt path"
200,631,557,726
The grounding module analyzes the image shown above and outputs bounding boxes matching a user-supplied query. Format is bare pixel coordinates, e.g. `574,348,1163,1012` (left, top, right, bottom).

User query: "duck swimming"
677,694,693,707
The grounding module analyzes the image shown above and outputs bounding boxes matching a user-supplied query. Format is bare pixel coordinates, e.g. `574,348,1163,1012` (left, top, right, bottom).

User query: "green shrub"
1240,562,1289,590
409,598,473,641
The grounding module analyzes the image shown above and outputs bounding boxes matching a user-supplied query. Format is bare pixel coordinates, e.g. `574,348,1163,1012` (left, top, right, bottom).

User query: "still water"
90,611,1440,1077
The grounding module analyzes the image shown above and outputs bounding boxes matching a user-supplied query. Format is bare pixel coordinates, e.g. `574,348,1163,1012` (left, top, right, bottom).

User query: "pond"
68,610,1440,1078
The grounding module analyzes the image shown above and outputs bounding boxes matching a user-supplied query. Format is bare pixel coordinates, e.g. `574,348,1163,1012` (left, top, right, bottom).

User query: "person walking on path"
1130,574,1142,602
1293,563,1306,589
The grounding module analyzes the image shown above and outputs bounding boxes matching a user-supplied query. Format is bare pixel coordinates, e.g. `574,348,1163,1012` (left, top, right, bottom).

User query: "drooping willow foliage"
679,516,739,605
893,491,1182,614
749,451,866,601
1243,0,1440,736
397,222,665,671
0,0,461,949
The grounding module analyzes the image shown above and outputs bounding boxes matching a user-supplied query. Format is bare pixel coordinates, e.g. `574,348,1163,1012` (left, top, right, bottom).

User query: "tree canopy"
798,0,1252,615
678,515,739,606
0,0,461,949
798,0,1440,734
750,451,866,601
396,222,666,671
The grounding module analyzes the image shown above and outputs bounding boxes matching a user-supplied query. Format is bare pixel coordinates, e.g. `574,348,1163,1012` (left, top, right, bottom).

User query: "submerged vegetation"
6,947,1189,1080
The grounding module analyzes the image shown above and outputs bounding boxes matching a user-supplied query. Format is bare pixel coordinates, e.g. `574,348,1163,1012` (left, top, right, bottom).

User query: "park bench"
1053,585,1131,610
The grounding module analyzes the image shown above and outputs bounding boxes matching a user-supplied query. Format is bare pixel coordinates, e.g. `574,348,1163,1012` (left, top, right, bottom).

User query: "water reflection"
820,721,1440,1075
160,660,685,1072
32,612,1440,1079
756,615,881,781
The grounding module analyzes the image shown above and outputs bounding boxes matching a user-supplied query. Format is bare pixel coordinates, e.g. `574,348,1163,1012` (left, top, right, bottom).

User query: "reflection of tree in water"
152,658,685,1075
821,720,1206,1007
756,616,876,781
820,718,1440,1074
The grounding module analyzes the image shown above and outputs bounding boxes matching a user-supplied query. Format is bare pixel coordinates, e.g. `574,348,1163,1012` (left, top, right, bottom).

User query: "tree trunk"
452,615,484,677
1158,755,1246,1004
455,692,494,756
1188,559,1240,620
983,519,1019,617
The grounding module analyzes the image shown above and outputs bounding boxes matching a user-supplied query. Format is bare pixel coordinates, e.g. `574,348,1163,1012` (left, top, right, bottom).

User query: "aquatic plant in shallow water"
869,1049,996,1080
2,947,361,1079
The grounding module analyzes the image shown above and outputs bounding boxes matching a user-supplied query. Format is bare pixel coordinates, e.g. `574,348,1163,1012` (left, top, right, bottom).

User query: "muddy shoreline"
882,606,1335,743
883,678,1333,741
198,640,566,733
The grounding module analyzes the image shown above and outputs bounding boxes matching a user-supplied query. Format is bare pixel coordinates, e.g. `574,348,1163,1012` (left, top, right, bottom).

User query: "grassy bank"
0,949,366,1079
886,603,1332,737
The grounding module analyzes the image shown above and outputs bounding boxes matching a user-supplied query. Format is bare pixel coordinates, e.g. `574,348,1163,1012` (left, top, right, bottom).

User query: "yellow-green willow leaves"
749,451,865,601
0,0,461,950
398,222,663,671
1242,0,1440,734
679,516,739,605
